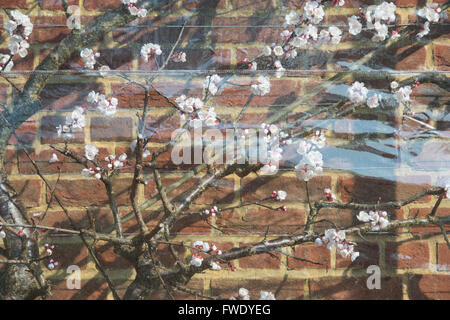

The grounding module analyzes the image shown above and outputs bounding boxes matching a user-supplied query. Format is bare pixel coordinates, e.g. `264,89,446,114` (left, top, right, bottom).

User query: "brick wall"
1,0,449,299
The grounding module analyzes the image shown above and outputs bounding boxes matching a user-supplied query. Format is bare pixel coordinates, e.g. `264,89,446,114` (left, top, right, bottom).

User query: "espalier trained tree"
0,0,448,300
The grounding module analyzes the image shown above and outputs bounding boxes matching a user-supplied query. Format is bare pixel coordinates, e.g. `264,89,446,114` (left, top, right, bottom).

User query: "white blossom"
348,16,362,36
285,11,300,25
80,48,98,69
238,288,249,299
49,153,59,164
190,254,203,267
172,51,186,63
141,43,162,62
328,26,342,45
367,94,380,109
84,144,99,161
273,46,284,57
304,1,325,25
357,210,389,231
417,2,441,23
8,35,29,58
348,81,368,104
251,76,271,96
395,86,412,103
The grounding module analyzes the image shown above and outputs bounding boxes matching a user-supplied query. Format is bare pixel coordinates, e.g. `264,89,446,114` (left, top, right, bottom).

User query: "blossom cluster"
251,76,271,95
172,51,187,63
5,10,33,59
175,95,218,128
81,147,128,179
348,81,380,109
295,130,325,181
272,190,287,201
80,48,99,69
190,241,222,269
315,229,359,261
203,206,219,217
260,123,290,175
56,107,86,139
87,91,118,117
80,48,111,75
390,81,412,105
43,243,58,270
416,3,444,38
365,2,398,42
141,43,162,62
357,210,389,231
121,0,147,17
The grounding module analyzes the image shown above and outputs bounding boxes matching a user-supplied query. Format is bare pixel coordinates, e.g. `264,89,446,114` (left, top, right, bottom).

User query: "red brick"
145,114,180,143
171,213,211,233
8,121,37,145
10,179,42,208
4,149,15,174
386,241,430,269
148,279,204,300
0,0,29,8
213,79,301,107
49,178,132,207
237,243,281,269
111,83,173,109
437,243,450,271
309,276,403,300
41,208,115,233
338,175,431,203
211,17,283,43
231,0,274,10
395,0,418,7
39,0,78,10
30,17,71,42
288,243,331,269
47,279,111,300
90,117,133,142
242,174,331,203
408,274,450,300
435,44,450,71
17,148,90,175
84,0,122,10
410,208,450,235
96,242,133,269
40,83,104,111
49,241,90,270
312,208,355,233
183,0,227,10
220,207,305,233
